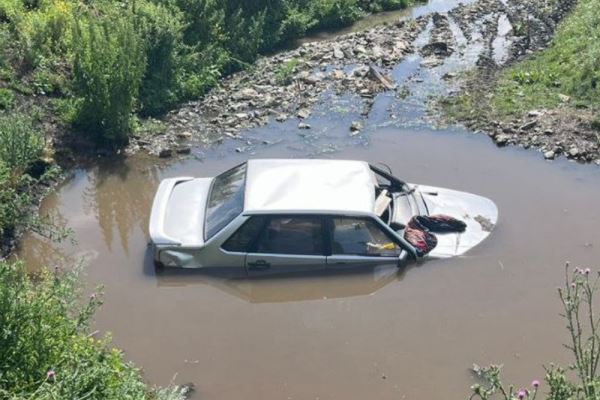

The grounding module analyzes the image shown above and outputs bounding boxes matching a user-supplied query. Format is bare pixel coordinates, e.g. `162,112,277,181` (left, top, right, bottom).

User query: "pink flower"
571,282,576,289
585,268,591,275
517,389,528,399
532,380,540,388
47,370,55,380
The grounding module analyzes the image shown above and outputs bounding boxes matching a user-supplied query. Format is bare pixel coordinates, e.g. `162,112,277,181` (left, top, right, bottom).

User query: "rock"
558,94,571,102
176,146,191,155
333,47,345,59
528,110,543,117
302,73,323,85
298,122,311,129
543,129,554,135
421,41,453,57
568,147,580,157
297,108,311,119
236,88,258,100
235,112,248,120
158,148,172,158
371,45,383,59
520,120,537,131
177,131,192,139
355,45,367,54
544,150,556,160
494,134,510,146
332,70,345,80
350,121,363,132
275,114,287,122
442,72,456,80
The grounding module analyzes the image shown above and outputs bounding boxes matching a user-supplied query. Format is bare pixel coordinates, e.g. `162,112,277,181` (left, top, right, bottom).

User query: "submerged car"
149,159,498,273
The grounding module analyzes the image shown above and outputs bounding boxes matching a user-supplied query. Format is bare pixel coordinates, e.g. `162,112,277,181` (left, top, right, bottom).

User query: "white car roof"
244,159,377,214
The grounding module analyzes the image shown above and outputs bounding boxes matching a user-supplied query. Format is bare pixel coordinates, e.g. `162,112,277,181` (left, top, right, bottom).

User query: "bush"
135,1,184,117
0,160,31,237
0,113,43,171
72,14,146,145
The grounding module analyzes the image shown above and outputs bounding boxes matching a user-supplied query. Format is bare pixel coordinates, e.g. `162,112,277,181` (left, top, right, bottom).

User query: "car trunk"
149,177,213,247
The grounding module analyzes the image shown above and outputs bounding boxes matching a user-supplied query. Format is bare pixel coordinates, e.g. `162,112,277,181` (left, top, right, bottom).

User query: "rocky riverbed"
125,0,597,165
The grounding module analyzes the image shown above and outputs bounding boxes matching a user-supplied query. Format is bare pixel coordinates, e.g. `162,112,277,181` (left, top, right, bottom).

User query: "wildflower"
90,293,97,300
571,282,576,289
585,268,591,275
517,389,528,399
47,370,56,380
532,380,540,388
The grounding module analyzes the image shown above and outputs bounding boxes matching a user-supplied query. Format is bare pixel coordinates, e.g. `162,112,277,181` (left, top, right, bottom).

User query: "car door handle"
248,260,271,270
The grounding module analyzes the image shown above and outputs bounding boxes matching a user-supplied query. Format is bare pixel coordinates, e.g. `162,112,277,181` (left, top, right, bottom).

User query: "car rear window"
205,163,246,240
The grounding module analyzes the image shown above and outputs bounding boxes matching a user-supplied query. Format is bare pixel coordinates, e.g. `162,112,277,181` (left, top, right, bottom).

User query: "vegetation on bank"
470,265,600,400
0,0,414,146
0,260,188,399
443,0,599,125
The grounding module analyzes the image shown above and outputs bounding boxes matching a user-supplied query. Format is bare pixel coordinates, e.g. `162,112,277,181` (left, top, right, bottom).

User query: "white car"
149,159,498,274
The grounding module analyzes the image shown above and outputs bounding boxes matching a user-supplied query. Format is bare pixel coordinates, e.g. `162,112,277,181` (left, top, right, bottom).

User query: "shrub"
275,58,299,85
135,1,184,117
0,88,14,109
0,113,43,171
72,14,146,145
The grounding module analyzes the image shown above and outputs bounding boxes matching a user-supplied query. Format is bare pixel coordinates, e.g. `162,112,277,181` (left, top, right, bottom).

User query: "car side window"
331,217,401,257
253,216,324,255
222,216,266,252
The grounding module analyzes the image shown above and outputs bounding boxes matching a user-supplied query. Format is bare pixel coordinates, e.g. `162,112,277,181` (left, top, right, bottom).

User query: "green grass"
489,0,600,116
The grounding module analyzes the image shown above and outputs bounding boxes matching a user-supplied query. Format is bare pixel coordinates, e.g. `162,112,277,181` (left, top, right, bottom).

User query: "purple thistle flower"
532,380,540,388
585,268,591,275
47,370,56,380
517,389,527,399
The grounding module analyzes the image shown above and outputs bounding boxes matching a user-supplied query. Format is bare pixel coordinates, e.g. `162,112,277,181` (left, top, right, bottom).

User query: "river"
15,0,600,398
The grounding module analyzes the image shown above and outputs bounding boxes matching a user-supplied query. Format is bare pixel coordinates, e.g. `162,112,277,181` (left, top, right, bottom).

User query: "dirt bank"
438,0,600,164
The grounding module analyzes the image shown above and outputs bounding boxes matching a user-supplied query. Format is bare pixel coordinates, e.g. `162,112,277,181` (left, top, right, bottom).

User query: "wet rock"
544,129,554,135
350,121,363,132
275,114,287,122
158,148,172,158
421,41,453,57
494,134,510,146
332,70,346,80
176,146,191,155
544,150,555,160
177,131,192,139
568,147,580,157
298,122,311,129
297,108,311,119
520,120,538,131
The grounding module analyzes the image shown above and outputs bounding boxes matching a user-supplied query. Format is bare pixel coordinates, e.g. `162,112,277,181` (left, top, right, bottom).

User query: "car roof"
243,159,377,214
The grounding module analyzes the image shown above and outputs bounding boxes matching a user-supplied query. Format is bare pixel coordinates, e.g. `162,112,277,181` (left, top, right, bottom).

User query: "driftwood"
368,65,396,90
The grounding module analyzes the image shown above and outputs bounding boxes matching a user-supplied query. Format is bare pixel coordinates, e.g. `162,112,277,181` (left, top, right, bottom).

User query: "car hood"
149,177,213,247
417,185,498,258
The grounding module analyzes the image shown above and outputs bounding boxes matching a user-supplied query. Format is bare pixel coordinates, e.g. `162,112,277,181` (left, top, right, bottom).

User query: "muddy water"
15,0,600,399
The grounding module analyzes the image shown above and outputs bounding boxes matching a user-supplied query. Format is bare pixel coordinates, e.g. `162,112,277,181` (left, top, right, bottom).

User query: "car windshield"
205,163,246,240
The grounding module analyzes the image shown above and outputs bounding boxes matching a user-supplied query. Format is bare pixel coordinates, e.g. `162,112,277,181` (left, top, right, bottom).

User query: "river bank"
128,0,586,165
439,0,600,164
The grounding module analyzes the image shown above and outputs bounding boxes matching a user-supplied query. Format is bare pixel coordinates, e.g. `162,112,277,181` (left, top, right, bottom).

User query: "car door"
326,216,404,268
245,215,327,276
